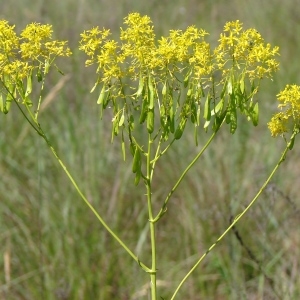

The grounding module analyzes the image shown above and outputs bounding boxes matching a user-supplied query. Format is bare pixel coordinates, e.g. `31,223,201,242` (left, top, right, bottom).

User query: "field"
1,0,300,299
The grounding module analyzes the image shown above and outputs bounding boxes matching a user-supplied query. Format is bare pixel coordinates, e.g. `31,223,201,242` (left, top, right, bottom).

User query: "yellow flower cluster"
79,13,212,85
215,20,279,80
268,85,300,136
0,21,71,79
80,14,279,88
0,20,71,113
79,13,281,141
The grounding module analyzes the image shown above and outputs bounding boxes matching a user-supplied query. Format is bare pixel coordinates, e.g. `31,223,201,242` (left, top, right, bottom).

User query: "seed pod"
25,73,32,97
0,94,4,113
174,118,187,140
204,93,211,121
148,75,154,110
132,146,141,174
136,72,144,98
121,133,126,161
251,102,259,126
169,106,175,133
162,82,167,96
139,98,148,124
147,109,154,134
134,168,141,186
97,84,107,105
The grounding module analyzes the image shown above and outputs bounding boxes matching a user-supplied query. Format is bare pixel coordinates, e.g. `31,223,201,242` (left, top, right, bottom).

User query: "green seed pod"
139,98,148,124
130,143,135,156
148,75,154,110
136,72,144,98
134,168,141,186
0,94,4,113
97,84,107,105
132,146,141,174
147,109,154,134
169,106,175,133
204,93,211,121
174,118,187,140
25,73,32,97
162,82,167,96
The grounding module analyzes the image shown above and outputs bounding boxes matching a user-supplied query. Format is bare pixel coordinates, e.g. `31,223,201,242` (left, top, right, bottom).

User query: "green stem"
40,126,148,268
146,134,157,300
14,97,151,272
153,131,217,222
170,135,295,300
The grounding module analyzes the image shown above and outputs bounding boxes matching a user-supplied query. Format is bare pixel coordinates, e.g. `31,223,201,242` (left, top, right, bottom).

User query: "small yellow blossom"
0,20,71,113
268,85,300,136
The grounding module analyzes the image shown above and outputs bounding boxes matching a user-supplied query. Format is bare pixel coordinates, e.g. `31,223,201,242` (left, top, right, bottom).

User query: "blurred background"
1,0,300,299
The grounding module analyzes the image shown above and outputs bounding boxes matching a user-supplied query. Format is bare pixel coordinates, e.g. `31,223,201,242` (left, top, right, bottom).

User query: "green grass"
1,0,300,299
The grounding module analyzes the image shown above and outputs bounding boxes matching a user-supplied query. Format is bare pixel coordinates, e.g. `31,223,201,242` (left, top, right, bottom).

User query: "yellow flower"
268,85,300,136
20,23,71,60
268,112,289,137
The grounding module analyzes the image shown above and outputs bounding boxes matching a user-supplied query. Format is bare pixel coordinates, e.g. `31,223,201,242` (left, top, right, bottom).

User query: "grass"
1,0,300,299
